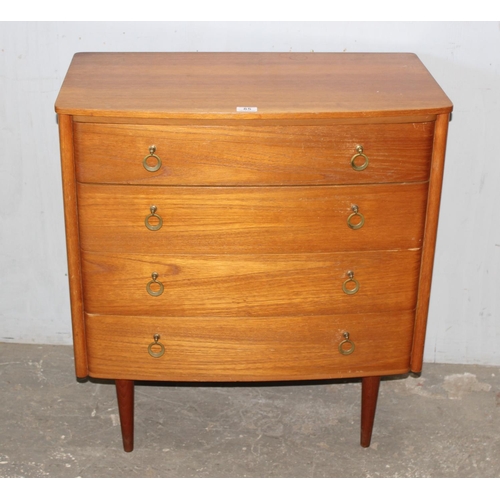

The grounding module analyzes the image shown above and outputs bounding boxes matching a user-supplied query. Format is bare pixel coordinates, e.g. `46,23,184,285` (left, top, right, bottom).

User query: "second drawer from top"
77,183,428,254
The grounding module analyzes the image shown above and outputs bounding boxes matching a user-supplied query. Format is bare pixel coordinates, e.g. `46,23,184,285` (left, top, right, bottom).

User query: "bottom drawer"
85,312,415,381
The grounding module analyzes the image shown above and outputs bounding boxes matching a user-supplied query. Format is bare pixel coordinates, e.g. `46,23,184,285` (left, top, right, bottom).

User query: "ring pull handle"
146,272,164,297
338,332,355,356
148,333,165,358
145,205,163,231
347,204,365,230
350,145,369,171
143,145,162,172
342,270,360,295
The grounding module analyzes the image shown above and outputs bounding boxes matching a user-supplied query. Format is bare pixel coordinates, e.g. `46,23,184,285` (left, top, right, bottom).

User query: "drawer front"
81,250,421,316
74,122,434,185
85,312,415,381
77,183,428,254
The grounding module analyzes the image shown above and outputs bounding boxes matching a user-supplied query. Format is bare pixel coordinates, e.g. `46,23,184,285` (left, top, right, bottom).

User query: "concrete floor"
0,342,499,477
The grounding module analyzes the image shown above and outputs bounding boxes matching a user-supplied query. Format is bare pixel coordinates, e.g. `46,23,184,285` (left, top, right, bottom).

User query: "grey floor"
0,343,499,478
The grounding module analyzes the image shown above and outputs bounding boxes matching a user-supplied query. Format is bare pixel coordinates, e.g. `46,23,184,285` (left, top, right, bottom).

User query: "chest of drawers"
55,52,452,452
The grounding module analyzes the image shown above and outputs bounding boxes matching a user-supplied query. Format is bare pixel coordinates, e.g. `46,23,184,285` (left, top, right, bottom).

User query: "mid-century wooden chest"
56,52,452,451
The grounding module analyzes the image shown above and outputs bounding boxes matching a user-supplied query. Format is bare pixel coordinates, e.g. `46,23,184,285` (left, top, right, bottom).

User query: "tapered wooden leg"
360,376,381,448
115,379,134,452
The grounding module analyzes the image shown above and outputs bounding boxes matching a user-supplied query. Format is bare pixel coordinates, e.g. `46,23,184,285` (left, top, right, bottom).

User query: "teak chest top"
55,52,452,119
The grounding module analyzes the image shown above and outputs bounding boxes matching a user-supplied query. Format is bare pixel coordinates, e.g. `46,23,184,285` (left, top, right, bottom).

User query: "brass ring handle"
143,145,162,172
342,270,359,295
350,145,369,171
146,272,164,297
145,205,163,231
347,204,365,230
148,334,165,358
338,332,355,356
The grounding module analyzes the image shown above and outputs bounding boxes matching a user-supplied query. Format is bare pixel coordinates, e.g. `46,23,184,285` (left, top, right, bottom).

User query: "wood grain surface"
55,53,453,119
85,311,415,381
58,114,88,377
81,250,421,316
74,121,434,185
77,183,428,254
411,112,451,372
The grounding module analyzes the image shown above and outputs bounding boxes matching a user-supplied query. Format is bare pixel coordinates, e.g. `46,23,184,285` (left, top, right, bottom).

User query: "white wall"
1,22,499,365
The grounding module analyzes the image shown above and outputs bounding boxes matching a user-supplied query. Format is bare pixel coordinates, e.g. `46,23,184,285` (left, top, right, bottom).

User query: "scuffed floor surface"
0,343,499,477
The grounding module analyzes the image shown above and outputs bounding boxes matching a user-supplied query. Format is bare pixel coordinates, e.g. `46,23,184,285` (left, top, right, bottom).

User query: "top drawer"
73,122,434,186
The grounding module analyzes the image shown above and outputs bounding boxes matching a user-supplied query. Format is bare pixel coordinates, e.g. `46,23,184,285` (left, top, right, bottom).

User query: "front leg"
360,376,381,447
115,379,135,452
